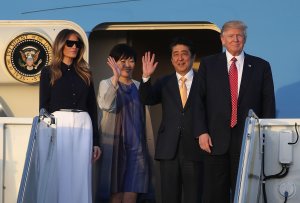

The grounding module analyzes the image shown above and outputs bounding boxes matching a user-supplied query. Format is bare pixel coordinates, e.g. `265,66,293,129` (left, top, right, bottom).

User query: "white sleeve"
97,78,118,112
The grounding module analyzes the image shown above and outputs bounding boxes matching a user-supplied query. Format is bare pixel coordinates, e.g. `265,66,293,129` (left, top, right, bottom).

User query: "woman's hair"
109,44,137,62
49,29,91,85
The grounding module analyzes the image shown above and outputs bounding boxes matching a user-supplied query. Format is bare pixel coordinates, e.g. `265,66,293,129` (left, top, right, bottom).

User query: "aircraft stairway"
235,110,300,203
17,109,57,203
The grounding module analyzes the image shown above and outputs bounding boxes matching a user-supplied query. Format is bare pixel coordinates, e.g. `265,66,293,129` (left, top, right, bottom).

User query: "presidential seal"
5,33,52,84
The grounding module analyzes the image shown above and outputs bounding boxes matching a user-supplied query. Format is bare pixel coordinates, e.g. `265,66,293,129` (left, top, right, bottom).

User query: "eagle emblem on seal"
5,33,52,84
19,46,42,71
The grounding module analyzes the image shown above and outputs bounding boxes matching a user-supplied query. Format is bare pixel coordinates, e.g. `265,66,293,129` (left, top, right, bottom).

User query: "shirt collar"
61,62,74,72
225,50,245,64
176,68,194,81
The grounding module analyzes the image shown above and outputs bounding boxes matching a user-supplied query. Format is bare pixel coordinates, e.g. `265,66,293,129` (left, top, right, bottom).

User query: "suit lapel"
219,53,232,106
238,54,253,103
184,70,197,110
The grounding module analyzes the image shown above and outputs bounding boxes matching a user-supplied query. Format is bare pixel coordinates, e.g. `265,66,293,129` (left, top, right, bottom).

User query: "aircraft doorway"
88,22,222,203
89,21,222,142
89,22,222,85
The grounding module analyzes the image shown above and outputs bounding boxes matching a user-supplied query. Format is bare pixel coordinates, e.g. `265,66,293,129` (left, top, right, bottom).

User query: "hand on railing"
39,108,55,125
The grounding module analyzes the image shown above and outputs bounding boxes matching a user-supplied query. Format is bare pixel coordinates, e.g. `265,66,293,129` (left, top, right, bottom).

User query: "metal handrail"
17,117,39,203
17,109,56,203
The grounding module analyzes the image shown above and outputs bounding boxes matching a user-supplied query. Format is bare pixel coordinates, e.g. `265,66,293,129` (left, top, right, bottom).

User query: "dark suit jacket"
139,71,202,161
195,52,276,155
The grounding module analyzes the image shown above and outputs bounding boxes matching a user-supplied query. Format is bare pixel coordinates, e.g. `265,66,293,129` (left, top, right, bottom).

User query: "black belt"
60,109,84,113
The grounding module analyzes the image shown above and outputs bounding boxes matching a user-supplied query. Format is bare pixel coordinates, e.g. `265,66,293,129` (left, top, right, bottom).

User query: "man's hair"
221,20,248,39
169,37,196,56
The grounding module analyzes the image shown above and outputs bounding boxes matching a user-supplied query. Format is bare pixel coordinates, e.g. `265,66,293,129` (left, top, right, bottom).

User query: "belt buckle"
60,109,82,112
72,109,82,112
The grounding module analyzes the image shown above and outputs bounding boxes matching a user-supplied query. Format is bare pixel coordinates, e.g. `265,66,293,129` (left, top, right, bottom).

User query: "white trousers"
53,111,93,203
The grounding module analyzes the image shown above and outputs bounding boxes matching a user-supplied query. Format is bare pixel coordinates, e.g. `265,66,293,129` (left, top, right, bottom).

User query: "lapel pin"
248,64,252,67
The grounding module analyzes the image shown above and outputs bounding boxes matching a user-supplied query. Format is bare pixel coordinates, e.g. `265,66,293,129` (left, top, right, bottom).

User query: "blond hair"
49,29,91,85
221,20,248,39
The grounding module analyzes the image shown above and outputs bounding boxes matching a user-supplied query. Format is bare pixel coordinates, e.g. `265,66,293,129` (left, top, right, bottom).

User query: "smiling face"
63,33,80,64
221,28,246,56
108,44,137,81
117,56,135,79
171,44,195,76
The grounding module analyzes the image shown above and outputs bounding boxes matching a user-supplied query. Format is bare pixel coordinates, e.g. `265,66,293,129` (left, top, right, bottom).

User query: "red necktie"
229,57,238,128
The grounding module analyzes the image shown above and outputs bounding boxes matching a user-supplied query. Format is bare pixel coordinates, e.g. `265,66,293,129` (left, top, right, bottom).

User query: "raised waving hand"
142,51,158,78
107,56,121,86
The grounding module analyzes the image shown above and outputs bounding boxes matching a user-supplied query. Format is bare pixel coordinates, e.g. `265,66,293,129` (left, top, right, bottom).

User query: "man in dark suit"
195,20,276,203
139,37,203,203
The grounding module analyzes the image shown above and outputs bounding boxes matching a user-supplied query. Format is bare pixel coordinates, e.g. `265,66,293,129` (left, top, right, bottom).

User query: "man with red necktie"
195,20,276,203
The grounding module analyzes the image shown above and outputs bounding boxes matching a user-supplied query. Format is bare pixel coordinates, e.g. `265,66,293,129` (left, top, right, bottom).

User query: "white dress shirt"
176,68,193,98
226,50,244,95
142,68,194,98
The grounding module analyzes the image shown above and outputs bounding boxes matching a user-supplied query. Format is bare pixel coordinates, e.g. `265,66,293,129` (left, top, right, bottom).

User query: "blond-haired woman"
39,29,101,203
